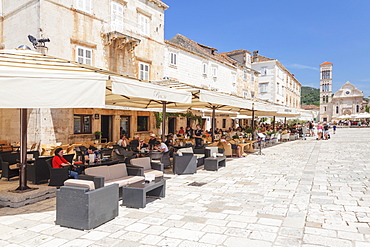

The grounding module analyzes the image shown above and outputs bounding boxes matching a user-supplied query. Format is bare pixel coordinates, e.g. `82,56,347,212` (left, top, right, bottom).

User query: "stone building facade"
164,34,260,131
319,62,365,122
0,0,168,144
251,51,301,109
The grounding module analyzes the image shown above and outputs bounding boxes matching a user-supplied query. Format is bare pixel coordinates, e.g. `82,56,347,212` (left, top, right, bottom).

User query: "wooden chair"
1,145,13,152
0,140,8,145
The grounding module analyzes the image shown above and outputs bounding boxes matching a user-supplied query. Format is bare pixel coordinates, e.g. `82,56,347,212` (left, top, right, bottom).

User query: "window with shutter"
139,14,149,36
76,0,91,13
139,62,149,81
76,46,92,65
169,52,177,66
111,2,123,33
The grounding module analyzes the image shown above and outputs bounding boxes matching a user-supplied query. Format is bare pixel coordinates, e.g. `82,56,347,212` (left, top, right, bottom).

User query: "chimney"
252,50,259,63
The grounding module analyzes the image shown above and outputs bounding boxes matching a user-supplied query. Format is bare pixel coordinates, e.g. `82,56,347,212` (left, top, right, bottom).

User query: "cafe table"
74,159,120,170
234,142,250,156
245,140,257,152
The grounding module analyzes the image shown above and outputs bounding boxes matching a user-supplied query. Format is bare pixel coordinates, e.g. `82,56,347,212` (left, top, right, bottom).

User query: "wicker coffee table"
121,179,166,208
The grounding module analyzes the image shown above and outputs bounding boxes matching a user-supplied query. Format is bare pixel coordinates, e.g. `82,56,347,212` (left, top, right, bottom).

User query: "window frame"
111,1,124,33
222,119,226,129
74,115,92,134
243,91,249,99
139,62,150,81
232,73,236,87
259,83,268,93
261,67,267,76
212,66,218,78
75,0,91,14
169,51,177,66
138,13,150,36
137,116,149,131
76,45,92,65
202,63,208,75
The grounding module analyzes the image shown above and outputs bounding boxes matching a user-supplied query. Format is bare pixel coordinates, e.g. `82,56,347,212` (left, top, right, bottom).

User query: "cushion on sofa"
206,147,219,156
105,176,143,187
180,147,193,153
145,169,164,178
108,163,128,181
194,154,205,159
64,179,95,191
85,166,111,180
130,157,151,170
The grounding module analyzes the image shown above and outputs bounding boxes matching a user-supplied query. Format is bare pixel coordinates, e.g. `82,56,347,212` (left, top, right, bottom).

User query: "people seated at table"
52,148,79,179
154,141,168,152
148,134,157,150
165,135,174,148
193,124,203,148
173,131,181,140
116,135,128,148
178,127,185,135
129,135,142,152
84,146,100,163
219,135,242,158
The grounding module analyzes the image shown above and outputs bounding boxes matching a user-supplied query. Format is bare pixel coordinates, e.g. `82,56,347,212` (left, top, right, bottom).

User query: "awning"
0,50,107,108
0,49,192,108
106,76,192,107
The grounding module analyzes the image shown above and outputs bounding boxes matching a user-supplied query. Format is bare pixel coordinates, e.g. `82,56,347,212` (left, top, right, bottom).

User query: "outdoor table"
245,140,257,152
204,156,226,171
75,159,119,169
234,142,250,156
121,178,166,208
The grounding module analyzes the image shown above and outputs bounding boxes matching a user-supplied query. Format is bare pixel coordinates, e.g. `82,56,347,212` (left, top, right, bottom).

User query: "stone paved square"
0,128,369,246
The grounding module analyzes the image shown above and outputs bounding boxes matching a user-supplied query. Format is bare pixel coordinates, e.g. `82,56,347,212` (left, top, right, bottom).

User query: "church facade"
319,62,365,122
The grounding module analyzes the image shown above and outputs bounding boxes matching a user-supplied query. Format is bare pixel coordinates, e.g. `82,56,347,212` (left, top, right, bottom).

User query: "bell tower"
319,62,333,122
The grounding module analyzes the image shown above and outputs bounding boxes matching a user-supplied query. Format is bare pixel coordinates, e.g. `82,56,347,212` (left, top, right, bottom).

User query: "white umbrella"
0,49,191,190
353,112,370,119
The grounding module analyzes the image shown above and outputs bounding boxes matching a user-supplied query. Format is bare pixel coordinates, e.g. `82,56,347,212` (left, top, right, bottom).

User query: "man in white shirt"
154,141,168,152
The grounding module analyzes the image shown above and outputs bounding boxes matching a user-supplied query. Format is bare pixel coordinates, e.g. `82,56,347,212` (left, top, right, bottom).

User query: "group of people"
116,133,169,155
51,146,100,179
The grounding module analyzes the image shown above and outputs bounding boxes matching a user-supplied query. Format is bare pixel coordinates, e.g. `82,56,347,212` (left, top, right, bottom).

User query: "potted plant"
94,131,102,140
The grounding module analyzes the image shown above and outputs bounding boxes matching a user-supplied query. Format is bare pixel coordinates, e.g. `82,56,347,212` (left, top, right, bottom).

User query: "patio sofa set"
56,157,165,230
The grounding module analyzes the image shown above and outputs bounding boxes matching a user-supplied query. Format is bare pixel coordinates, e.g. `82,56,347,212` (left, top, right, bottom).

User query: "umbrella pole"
16,108,30,191
211,106,216,142
161,102,166,142
251,103,255,134
273,116,276,131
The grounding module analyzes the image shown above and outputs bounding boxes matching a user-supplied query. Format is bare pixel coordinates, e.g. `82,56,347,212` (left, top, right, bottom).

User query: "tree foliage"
301,86,320,106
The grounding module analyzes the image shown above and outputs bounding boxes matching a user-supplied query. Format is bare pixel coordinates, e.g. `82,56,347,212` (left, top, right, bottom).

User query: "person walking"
317,123,323,140
323,123,330,140
193,124,203,148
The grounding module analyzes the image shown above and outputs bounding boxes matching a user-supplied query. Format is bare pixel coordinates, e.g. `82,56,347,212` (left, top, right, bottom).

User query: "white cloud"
286,63,319,71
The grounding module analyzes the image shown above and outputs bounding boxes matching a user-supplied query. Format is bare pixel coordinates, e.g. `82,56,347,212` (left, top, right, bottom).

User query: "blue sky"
163,0,370,98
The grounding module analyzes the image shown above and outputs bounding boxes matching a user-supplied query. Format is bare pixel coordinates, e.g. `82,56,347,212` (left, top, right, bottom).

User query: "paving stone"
223,237,272,247
0,128,369,246
161,228,205,241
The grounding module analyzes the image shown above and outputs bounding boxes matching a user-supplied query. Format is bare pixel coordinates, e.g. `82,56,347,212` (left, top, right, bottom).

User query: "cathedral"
319,62,365,122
